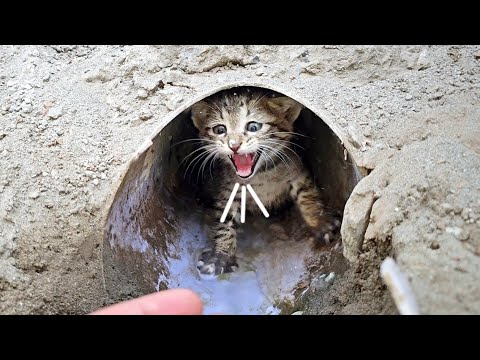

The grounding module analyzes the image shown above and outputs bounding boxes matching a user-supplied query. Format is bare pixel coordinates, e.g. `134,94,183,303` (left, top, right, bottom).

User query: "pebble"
429,92,443,101
140,110,153,120
474,50,480,60
47,106,63,120
446,226,469,241
92,179,99,186
291,311,303,315
325,272,336,283
137,89,148,99
430,241,440,250
405,94,413,101
29,191,40,199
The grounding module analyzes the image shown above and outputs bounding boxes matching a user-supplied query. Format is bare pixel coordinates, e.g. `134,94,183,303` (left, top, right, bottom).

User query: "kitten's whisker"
257,137,306,150
259,143,299,172
209,152,220,180
261,149,277,171
179,144,216,168
183,150,212,179
248,93,268,112
260,140,303,163
197,150,216,183
259,145,291,171
267,131,311,138
172,138,216,148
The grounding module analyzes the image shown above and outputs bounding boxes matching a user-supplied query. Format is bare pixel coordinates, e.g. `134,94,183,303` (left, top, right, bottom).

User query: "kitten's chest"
240,170,293,209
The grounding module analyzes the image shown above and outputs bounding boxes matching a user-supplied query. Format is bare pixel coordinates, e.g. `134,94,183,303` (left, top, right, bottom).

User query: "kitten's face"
191,91,303,179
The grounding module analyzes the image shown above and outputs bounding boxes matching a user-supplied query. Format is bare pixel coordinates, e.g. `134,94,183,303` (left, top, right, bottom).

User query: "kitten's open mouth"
229,153,258,178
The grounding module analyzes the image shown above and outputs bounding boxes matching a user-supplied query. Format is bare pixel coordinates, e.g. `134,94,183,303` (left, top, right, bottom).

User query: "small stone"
441,203,453,213
92,179,99,186
291,311,303,315
137,89,148,99
0,133,5,140
474,245,480,257
446,226,467,241
474,50,480,60
45,202,54,209
436,220,446,231
429,92,443,101
47,106,63,120
325,272,336,283
140,110,153,120
417,50,431,70
405,94,413,101
310,276,328,292
430,241,440,250
100,173,107,180
461,208,471,221
29,191,40,199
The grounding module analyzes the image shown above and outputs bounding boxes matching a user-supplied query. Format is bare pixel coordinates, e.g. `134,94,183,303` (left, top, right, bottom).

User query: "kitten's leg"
290,172,341,244
197,202,239,275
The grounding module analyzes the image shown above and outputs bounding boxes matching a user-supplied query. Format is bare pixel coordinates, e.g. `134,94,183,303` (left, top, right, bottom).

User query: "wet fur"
190,88,338,275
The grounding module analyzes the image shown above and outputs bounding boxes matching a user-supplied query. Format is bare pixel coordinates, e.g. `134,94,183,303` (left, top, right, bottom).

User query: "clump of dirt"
1,45,479,314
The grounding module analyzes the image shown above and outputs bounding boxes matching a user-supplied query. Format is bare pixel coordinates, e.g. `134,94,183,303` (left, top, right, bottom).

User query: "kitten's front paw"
311,217,341,245
197,249,238,275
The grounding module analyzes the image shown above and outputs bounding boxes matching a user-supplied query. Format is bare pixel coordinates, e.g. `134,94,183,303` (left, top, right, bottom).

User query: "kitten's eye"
212,125,227,135
246,121,262,132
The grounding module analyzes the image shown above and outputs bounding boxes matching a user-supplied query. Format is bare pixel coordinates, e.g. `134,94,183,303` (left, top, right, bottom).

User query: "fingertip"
168,288,203,314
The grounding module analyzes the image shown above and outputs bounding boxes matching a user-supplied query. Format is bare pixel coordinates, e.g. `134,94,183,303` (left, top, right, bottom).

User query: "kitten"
190,88,339,275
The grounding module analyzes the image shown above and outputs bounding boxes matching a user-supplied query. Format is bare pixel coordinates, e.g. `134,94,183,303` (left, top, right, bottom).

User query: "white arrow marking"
246,184,269,218
241,185,246,223
220,182,240,223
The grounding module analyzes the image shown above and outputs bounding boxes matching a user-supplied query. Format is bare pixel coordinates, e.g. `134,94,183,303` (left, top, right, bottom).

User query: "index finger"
90,289,203,315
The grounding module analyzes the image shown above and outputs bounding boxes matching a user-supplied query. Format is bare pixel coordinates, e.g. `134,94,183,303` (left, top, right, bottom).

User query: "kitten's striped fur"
190,88,338,275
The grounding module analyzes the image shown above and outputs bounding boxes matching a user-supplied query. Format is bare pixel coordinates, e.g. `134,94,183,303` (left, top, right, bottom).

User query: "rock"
429,92,443,101
445,226,468,241
291,311,303,315
310,274,329,291
430,241,440,250
405,94,413,101
47,106,63,120
137,89,148,99
325,272,336,283
474,50,480,60
475,245,480,257
140,110,153,121
28,191,40,199
441,203,453,214
302,62,325,75
92,179,99,186
341,190,376,262
0,134,5,140
417,50,431,70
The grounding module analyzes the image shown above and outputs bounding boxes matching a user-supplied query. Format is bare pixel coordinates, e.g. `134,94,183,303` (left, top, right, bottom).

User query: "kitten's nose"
228,140,240,153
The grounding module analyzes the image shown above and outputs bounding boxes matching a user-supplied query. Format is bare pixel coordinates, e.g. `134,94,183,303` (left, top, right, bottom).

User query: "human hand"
90,288,203,315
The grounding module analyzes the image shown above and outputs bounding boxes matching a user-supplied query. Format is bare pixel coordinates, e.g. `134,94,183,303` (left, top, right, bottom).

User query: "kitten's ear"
265,97,304,123
190,101,210,130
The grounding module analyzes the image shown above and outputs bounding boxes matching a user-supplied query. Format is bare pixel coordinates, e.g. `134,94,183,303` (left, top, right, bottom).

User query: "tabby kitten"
190,88,338,275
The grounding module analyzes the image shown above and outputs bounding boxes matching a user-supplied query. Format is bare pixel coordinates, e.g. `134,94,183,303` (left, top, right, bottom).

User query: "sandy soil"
0,45,479,314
